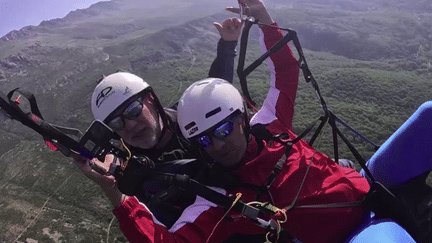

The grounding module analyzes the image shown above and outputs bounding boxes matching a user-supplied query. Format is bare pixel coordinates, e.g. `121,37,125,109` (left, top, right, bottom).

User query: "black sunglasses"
105,97,144,132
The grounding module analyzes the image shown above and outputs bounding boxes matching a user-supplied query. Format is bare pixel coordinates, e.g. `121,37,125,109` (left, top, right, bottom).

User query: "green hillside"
1,1,432,242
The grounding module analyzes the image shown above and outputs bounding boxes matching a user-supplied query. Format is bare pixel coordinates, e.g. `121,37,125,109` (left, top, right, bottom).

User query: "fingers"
214,18,241,32
222,18,242,29
232,17,242,29
72,156,108,179
89,159,109,175
70,150,87,162
73,157,117,187
72,156,93,175
225,6,240,14
214,17,243,41
213,22,223,33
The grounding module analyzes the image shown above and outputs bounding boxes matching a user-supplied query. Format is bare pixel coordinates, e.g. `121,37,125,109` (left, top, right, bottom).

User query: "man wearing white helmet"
91,17,244,156
101,1,365,242
75,0,358,242
76,17,244,228
75,1,430,242
91,72,163,149
103,1,382,242
174,78,370,243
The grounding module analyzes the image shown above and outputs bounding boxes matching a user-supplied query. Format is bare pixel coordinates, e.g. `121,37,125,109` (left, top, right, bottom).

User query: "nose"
124,118,139,131
210,137,226,151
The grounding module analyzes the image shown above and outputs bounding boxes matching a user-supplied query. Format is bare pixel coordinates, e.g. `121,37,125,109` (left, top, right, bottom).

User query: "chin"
137,136,158,149
220,158,241,168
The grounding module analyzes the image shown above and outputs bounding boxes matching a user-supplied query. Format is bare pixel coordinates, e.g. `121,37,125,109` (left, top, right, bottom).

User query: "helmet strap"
243,105,251,143
150,90,172,149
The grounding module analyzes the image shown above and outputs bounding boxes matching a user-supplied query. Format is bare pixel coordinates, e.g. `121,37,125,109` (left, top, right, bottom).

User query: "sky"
0,0,104,38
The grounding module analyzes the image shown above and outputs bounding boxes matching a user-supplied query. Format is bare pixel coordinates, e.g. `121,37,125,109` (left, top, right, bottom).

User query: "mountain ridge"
0,0,431,242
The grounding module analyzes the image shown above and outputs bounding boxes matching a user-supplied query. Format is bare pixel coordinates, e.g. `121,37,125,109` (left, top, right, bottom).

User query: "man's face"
116,93,162,149
202,115,248,168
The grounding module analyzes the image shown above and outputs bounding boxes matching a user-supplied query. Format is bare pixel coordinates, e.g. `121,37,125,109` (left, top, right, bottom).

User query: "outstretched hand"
72,153,127,207
213,17,243,41
225,0,273,25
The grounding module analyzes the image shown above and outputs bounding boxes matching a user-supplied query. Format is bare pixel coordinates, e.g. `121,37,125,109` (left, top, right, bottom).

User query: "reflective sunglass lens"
107,117,124,131
123,101,143,120
213,120,234,140
197,135,212,148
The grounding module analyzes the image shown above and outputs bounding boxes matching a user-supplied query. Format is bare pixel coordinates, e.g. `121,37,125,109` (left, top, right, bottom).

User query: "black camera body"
114,155,156,196
79,120,156,196
79,120,128,161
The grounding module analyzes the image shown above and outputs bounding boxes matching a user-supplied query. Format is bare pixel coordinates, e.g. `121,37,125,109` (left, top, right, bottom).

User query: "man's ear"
237,113,247,131
241,112,249,126
146,92,155,104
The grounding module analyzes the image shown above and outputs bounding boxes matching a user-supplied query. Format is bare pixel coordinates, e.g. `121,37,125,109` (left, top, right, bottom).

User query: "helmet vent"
184,121,196,131
197,81,210,86
205,107,221,118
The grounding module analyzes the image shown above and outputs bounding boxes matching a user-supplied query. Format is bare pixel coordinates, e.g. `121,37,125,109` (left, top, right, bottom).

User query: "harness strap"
364,181,421,242
264,152,288,190
263,116,325,189
7,88,44,118
0,89,82,155
333,115,380,151
150,172,301,242
237,18,257,106
308,115,328,146
294,201,364,209
329,111,375,181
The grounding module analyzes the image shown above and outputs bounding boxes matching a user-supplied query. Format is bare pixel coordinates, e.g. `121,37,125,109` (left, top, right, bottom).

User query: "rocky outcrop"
0,27,36,42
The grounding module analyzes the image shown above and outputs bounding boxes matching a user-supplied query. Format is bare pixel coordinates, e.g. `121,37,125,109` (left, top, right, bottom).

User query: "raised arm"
208,18,243,83
253,23,300,129
227,0,300,129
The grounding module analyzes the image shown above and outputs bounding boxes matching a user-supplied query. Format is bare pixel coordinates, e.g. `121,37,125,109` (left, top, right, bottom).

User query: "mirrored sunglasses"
194,117,236,148
107,99,143,131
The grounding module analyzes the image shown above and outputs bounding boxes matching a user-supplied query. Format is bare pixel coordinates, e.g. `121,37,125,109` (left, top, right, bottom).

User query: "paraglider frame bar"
236,18,379,181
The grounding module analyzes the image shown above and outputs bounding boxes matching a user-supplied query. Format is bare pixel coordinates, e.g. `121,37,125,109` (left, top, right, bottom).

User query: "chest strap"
262,116,322,189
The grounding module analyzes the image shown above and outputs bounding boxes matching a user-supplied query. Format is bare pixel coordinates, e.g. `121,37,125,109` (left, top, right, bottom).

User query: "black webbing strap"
264,117,325,189
328,111,375,181
364,181,421,242
151,172,259,216
308,115,329,146
151,172,301,242
264,146,289,190
235,20,420,241
7,88,44,119
333,115,380,151
329,114,339,162
237,18,258,106
237,19,298,107
0,89,81,154
236,19,380,175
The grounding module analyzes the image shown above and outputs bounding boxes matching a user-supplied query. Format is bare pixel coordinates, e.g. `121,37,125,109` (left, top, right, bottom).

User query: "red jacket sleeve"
249,22,300,130
113,194,233,243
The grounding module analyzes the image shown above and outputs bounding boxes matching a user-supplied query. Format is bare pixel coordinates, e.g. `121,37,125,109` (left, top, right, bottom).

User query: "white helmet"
91,72,150,122
178,78,244,139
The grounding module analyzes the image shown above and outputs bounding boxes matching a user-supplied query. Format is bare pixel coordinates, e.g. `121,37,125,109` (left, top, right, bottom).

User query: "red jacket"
113,23,370,243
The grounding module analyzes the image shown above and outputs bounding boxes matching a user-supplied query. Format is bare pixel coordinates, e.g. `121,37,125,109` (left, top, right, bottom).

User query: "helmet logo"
96,86,114,108
189,126,199,136
123,86,131,95
184,121,199,136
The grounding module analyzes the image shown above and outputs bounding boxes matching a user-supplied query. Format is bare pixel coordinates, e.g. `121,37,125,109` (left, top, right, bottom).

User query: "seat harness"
236,17,421,242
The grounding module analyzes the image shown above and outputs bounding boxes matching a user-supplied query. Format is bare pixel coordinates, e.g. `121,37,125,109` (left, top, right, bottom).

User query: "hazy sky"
0,0,104,38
